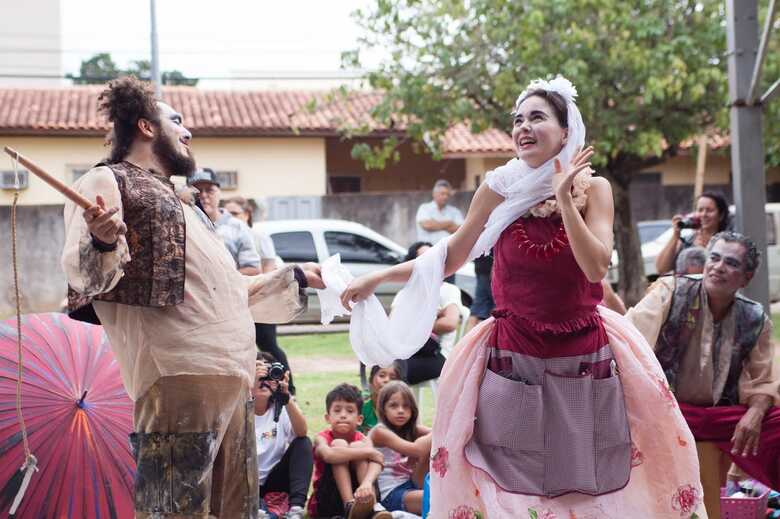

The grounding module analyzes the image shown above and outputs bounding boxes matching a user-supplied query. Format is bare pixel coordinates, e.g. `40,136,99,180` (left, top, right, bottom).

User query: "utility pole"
726,0,769,310
150,0,162,98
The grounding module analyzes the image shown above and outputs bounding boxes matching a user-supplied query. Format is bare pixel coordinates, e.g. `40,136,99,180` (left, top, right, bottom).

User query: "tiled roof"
444,124,513,156
0,86,514,155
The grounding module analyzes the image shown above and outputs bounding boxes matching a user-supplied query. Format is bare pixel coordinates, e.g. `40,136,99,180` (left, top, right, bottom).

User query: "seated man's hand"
731,407,765,457
301,262,326,290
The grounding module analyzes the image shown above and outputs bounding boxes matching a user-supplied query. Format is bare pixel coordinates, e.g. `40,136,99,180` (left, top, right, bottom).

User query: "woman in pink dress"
339,78,706,518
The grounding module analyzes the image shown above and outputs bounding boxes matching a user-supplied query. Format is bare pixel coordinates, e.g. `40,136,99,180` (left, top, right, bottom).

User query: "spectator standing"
223,196,295,394
392,242,462,388
225,196,278,274
466,252,495,331
189,169,261,275
415,179,464,244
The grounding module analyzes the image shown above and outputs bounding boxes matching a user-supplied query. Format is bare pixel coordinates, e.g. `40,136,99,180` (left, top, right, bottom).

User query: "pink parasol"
0,312,134,518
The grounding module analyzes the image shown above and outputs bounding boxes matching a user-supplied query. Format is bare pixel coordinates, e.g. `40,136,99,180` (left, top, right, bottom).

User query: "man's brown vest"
68,161,186,323
655,275,765,406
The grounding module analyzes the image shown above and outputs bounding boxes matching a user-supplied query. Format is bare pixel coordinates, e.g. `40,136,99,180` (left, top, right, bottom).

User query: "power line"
0,46,354,56
0,71,367,81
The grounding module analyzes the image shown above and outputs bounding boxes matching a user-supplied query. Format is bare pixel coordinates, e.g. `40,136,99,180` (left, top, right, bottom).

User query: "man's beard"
152,133,196,178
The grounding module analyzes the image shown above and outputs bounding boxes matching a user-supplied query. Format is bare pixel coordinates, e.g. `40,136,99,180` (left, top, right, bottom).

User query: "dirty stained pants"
131,375,258,519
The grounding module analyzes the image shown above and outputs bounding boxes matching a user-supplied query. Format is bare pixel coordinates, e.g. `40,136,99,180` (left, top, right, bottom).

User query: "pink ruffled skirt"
429,306,707,519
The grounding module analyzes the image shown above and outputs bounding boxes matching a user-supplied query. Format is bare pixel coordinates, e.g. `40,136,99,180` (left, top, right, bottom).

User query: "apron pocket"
593,374,632,494
543,370,597,496
468,368,545,494
474,368,543,450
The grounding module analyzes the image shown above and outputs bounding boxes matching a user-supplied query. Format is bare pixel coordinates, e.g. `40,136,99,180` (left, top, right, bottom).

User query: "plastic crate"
720,487,770,519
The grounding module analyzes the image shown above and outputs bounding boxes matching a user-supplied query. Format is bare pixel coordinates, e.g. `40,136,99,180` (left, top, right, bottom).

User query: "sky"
59,0,375,89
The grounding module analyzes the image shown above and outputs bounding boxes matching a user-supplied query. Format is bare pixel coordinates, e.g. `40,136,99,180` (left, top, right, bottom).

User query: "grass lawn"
279,333,355,359
283,333,437,438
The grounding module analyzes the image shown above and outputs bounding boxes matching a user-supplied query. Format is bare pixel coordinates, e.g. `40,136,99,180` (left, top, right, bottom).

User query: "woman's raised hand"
340,272,382,311
552,146,594,202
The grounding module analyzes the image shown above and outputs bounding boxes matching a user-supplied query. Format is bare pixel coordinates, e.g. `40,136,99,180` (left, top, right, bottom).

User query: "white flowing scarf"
318,76,587,366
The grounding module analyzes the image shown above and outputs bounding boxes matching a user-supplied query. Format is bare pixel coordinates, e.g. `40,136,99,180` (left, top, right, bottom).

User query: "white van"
256,219,476,323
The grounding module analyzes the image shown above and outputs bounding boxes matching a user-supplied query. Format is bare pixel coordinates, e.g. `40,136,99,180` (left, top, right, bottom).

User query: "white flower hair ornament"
513,76,579,115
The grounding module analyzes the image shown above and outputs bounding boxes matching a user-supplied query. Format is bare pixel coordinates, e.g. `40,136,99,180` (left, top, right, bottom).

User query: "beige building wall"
1,136,103,206
641,153,780,186
0,136,327,206
325,138,466,192
464,156,511,190
194,137,326,197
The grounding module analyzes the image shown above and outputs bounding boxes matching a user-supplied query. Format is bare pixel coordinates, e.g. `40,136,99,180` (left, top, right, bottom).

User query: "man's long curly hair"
98,76,160,163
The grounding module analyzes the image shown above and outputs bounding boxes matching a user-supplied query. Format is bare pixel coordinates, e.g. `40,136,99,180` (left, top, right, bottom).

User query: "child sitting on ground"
254,353,313,519
308,383,392,519
360,364,400,434
369,381,432,515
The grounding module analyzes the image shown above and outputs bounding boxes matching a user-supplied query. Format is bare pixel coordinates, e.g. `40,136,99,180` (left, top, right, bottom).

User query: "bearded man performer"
62,76,324,519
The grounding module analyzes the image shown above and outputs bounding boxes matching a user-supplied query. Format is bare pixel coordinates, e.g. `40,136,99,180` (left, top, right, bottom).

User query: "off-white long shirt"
626,276,779,406
62,166,305,401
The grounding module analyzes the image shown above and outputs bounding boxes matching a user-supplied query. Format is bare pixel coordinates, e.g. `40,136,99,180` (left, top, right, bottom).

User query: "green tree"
70,54,198,86
760,9,780,169
125,59,198,86
126,59,152,81
162,70,199,87
68,52,120,84
347,0,729,304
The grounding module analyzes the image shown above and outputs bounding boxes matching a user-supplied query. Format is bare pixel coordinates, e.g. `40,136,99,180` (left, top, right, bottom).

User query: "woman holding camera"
655,191,729,275
254,353,313,519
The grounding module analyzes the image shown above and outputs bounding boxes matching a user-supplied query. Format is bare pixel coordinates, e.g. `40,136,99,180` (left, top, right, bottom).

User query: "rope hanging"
8,155,38,516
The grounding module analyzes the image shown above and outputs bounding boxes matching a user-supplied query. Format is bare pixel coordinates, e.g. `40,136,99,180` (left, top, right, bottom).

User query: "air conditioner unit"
1,170,29,189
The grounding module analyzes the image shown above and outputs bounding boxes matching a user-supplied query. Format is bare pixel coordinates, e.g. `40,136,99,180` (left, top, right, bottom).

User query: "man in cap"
189,167,261,275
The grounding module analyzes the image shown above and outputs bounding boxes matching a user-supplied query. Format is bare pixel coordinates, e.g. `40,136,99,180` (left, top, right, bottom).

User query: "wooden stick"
693,135,708,202
4,146,93,209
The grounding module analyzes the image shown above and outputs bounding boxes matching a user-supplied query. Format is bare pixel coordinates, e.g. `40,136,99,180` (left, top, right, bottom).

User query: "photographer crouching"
254,353,313,519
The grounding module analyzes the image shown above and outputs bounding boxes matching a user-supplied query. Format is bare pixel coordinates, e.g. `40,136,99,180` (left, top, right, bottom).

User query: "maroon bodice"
489,215,607,357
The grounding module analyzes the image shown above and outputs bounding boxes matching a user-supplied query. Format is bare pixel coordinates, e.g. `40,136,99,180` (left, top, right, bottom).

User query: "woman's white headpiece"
513,76,579,114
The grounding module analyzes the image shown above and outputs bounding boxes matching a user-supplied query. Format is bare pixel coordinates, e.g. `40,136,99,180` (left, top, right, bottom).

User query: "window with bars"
215,170,238,190
70,165,91,183
0,170,28,189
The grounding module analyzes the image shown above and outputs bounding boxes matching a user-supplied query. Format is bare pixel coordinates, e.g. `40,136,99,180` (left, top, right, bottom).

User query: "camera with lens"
677,215,701,230
268,362,286,381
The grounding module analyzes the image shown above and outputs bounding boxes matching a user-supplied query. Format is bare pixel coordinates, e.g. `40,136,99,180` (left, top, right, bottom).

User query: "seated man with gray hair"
675,245,708,275
628,231,780,491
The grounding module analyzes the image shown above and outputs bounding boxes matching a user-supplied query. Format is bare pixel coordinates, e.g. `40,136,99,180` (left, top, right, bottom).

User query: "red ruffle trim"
491,308,602,335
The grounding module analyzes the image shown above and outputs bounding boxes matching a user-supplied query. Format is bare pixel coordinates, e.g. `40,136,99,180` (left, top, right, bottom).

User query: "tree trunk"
603,164,647,307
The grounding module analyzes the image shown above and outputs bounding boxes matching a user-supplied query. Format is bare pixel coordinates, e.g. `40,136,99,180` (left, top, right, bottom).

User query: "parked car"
607,205,780,300
606,220,671,285
637,219,673,245
257,219,477,323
